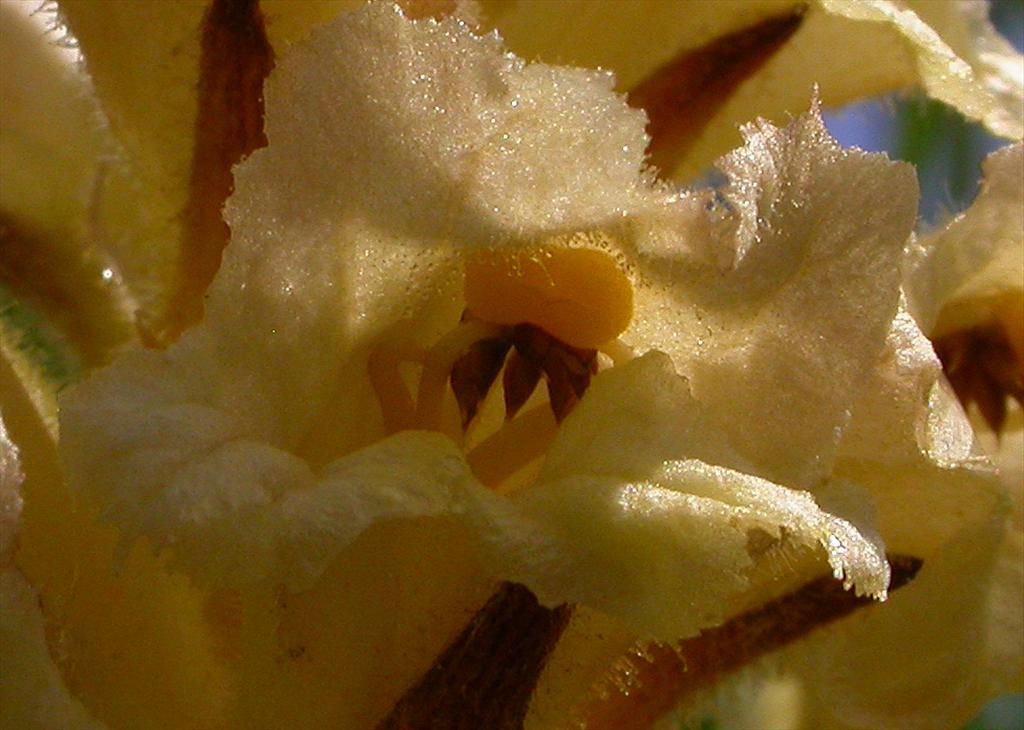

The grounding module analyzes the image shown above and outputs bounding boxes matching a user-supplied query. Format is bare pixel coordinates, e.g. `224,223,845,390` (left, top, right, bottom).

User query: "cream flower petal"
59,4,888,650
59,1,662,587
840,303,980,469
480,0,1024,178
630,103,918,488
772,435,1016,729
680,481,1010,730
488,353,888,641
41,3,1016,726
0,416,106,730
906,142,1024,335
54,0,353,340
823,0,1023,139
0,4,133,364
667,302,1015,729
677,290,1016,728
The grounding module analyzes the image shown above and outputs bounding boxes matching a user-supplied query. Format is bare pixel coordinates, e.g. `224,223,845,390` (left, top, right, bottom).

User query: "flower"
1,2,1021,729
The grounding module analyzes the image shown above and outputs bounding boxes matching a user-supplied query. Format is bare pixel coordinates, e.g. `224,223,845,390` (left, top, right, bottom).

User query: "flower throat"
369,244,634,490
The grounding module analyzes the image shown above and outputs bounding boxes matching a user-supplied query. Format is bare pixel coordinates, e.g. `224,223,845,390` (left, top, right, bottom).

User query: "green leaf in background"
0,282,80,392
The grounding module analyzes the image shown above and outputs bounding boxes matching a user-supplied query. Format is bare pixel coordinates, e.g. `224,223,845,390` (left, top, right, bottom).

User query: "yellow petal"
55,0,209,340
498,352,890,640
907,142,1024,335
0,3,134,365
630,101,918,488
2,331,231,729
54,1,465,341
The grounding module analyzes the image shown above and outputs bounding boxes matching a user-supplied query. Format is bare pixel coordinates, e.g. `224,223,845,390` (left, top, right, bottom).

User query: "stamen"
368,340,427,434
466,405,557,490
601,338,636,367
416,320,505,431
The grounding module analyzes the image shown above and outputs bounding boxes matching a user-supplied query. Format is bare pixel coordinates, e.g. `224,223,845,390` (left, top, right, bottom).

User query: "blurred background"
825,0,1024,227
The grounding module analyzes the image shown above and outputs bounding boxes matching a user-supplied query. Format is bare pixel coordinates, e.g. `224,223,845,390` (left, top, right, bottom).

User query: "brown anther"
934,323,1024,434
502,350,543,421
450,333,513,427
511,324,599,423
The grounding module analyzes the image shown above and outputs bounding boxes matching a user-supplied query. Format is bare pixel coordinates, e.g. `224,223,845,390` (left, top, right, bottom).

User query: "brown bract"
378,582,572,730
581,555,922,729
158,0,274,344
628,6,806,173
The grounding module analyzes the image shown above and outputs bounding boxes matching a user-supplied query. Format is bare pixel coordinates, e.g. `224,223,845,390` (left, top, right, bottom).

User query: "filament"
466,405,557,491
368,339,427,434
415,320,503,432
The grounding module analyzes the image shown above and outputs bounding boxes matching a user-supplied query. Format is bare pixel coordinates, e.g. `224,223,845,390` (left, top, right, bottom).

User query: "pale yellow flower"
0,2,1021,730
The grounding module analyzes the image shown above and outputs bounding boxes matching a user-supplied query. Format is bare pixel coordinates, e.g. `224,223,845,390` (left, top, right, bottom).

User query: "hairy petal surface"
630,104,918,488
0,4,134,365
59,2,888,659
53,0,366,340
60,1,667,587
40,3,1006,727
486,353,889,639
